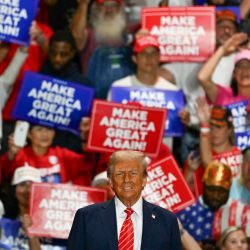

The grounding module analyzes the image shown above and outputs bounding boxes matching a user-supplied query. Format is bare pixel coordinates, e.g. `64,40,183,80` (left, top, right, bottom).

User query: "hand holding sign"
29,21,47,48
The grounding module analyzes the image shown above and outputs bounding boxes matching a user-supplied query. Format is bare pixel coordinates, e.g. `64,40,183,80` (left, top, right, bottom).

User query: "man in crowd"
39,29,92,153
71,0,135,99
108,33,189,150
68,150,182,250
178,160,250,248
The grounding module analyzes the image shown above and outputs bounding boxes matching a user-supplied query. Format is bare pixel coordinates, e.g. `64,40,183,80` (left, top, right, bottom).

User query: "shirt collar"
115,196,143,217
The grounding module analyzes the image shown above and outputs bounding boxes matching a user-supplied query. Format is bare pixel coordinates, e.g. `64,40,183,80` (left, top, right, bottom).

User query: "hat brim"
210,120,227,127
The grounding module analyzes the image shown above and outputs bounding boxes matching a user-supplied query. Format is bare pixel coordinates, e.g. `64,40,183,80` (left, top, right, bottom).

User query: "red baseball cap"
210,106,232,127
133,35,160,53
216,9,237,24
95,0,123,4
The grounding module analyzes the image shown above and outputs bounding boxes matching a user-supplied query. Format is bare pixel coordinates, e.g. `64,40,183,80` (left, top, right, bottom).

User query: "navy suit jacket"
67,198,182,250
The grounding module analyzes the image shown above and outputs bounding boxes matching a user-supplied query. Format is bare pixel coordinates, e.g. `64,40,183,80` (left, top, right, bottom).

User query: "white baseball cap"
92,171,108,186
12,165,42,185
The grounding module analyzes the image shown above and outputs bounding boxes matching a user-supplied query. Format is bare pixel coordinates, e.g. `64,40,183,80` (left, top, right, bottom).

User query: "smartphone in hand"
13,121,30,147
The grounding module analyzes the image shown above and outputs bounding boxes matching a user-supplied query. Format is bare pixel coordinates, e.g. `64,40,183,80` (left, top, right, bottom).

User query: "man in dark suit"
67,150,182,250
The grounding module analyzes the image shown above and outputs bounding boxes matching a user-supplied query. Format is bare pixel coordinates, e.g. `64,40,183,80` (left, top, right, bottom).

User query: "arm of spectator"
7,134,21,161
178,219,202,250
178,109,190,126
196,97,212,168
197,33,248,103
158,67,176,84
71,0,89,51
1,46,28,97
184,151,201,193
29,21,49,54
240,0,250,20
21,214,41,250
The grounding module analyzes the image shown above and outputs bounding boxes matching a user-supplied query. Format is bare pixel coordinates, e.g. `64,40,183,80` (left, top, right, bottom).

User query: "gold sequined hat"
203,161,233,190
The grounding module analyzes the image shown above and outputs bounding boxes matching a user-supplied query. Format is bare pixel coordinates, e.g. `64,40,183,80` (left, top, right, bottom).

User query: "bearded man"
71,0,136,99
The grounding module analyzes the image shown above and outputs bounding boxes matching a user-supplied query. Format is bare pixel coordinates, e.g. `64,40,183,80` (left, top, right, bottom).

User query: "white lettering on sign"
100,107,159,151
143,165,182,209
27,79,83,127
0,0,28,37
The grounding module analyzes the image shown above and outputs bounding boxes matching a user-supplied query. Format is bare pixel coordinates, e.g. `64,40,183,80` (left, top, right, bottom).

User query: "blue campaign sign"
216,6,241,22
0,218,26,249
111,86,185,136
12,71,95,135
227,100,250,149
0,0,39,45
235,132,250,150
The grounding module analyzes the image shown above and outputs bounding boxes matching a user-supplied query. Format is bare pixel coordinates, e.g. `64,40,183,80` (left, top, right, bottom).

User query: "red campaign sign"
143,156,195,213
87,100,167,157
194,148,243,197
142,7,216,62
213,149,243,178
28,183,107,239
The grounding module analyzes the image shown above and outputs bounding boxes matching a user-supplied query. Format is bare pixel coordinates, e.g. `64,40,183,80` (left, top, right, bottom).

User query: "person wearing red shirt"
1,125,95,186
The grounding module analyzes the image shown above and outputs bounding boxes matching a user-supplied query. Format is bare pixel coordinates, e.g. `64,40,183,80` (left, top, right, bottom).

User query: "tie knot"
125,208,134,217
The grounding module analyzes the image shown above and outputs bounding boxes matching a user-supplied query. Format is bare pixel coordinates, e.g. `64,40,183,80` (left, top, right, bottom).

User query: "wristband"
200,123,209,128
200,127,210,134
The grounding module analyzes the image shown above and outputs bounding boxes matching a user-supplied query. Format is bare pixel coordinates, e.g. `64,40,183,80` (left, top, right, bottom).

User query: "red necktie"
118,208,134,250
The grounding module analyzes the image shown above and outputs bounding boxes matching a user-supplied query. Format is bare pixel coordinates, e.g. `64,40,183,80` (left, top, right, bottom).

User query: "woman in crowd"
0,166,67,249
0,166,42,249
218,226,248,250
0,124,95,186
198,32,250,106
184,97,242,196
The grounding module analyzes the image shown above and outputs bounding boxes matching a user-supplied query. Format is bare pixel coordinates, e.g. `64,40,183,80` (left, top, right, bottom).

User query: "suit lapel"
141,200,154,249
100,198,118,250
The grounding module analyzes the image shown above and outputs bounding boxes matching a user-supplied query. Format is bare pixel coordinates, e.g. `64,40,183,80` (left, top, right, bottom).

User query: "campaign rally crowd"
0,0,250,249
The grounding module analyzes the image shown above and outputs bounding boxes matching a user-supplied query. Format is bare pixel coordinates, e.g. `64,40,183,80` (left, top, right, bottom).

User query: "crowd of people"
0,0,250,249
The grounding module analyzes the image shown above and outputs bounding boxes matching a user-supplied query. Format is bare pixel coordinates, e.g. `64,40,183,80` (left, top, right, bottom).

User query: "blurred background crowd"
1,0,250,249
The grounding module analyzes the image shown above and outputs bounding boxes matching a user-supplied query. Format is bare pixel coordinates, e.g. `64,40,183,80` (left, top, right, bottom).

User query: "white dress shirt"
115,196,143,250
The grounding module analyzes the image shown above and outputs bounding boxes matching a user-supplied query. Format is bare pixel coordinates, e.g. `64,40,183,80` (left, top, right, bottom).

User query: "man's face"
133,46,160,76
49,41,75,71
216,19,237,46
99,1,121,19
210,123,231,147
203,184,229,211
110,160,147,207
92,1,126,44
